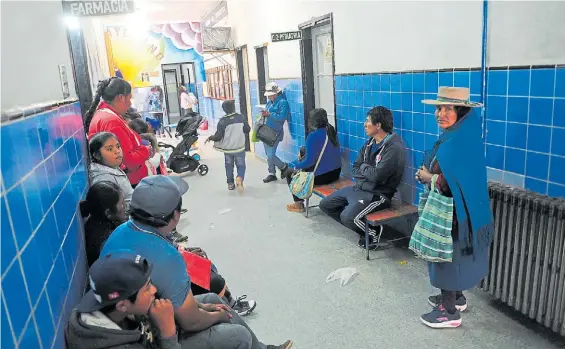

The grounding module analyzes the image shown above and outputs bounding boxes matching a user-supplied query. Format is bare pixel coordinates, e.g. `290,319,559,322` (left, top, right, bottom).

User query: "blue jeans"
263,141,285,175
224,152,246,184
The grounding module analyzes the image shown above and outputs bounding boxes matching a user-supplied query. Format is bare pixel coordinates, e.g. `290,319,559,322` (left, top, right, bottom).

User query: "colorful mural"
104,22,205,88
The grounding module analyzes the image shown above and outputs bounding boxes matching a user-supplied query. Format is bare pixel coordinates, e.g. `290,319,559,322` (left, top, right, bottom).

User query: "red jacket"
88,104,150,185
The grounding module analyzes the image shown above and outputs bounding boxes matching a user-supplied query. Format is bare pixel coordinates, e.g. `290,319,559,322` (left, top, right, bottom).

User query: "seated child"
129,118,167,176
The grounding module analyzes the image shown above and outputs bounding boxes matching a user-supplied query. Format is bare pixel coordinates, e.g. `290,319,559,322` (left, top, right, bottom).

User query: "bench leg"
365,221,370,260
305,198,310,218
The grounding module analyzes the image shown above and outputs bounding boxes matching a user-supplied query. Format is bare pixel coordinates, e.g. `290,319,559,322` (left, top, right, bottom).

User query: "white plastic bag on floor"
326,267,359,287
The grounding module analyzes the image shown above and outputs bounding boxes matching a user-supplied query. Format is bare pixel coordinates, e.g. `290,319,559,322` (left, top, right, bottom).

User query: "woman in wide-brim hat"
415,87,494,329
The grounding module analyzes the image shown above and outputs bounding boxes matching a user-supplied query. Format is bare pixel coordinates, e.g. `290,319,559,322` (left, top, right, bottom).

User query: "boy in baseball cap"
65,252,181,349
100,175,293,349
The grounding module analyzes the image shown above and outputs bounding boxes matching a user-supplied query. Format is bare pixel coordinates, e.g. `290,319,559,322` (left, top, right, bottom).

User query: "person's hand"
149,299,176,338
214,309,232,323
261,110,270,117
415,166,433,184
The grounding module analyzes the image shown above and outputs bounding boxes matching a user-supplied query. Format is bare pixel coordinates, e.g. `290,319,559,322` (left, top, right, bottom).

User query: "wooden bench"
307,177,419,260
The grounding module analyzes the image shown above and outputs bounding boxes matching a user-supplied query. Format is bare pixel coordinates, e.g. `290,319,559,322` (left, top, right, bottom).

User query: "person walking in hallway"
319,106,405,249
261,82,289,183
416,87,494,329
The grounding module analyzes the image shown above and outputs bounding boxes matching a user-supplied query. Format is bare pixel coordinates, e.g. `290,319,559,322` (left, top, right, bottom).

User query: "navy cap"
77,252,153,312
129,175,189,219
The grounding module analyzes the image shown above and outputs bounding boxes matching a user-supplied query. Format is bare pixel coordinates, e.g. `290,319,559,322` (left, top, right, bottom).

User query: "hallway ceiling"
134,0,221,23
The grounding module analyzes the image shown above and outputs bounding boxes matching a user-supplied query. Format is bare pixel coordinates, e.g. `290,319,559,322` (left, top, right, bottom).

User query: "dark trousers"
319,186,390,236
286,168,341,202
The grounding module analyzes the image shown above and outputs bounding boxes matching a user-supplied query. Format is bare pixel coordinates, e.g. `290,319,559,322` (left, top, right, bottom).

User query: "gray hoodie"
65,309,180,349
90,163,134,205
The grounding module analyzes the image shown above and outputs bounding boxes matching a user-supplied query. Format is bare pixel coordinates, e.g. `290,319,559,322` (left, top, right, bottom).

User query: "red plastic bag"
200,120,208,131
181,250,212,290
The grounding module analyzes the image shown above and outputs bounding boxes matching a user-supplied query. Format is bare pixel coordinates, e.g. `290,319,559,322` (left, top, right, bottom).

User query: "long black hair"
89,132,119,165
85,78,132,130
308,108,339,147
80,181,123,220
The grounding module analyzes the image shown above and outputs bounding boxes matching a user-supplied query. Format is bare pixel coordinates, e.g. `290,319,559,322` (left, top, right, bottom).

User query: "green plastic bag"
251,115,262,142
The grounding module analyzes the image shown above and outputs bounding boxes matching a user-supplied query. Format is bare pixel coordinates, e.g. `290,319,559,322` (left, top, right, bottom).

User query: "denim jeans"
224,151,246,184
263,141,285,175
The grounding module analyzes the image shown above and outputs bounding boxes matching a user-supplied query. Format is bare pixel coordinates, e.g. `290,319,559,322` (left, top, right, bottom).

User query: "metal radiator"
480,183,565,336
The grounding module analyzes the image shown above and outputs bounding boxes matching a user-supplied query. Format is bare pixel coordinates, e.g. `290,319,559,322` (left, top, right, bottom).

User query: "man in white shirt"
180,86,197,116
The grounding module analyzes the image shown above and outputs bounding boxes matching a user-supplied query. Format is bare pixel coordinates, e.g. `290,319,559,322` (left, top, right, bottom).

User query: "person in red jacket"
85,78,151,187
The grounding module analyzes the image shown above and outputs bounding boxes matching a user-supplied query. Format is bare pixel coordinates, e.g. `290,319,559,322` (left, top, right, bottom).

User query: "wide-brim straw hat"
422,87,482,107
264,82,282,97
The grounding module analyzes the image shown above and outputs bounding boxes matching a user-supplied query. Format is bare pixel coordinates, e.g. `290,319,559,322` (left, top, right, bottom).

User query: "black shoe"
171,231,188,243
231,295,257,316
358,235,379,250
428,293,468,312
279,164,289,179
263,175,278,183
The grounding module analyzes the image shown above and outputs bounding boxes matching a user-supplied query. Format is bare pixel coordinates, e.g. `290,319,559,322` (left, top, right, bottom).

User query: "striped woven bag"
409,175,454,263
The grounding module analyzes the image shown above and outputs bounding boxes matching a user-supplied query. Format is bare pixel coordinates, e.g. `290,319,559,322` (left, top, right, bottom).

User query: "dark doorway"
67,27,93,121
236,47,251,151
255,46,268,104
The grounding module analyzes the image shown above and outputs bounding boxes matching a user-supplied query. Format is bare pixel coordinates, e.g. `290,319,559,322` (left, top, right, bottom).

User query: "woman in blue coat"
415,87,494,329
261,82,289,183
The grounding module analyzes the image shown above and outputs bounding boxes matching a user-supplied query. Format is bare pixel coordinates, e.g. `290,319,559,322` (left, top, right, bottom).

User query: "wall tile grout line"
1,158,84,281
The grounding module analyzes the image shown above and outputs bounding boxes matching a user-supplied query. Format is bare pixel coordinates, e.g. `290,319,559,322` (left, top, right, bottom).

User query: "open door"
311,24,336,127
163,68,181,124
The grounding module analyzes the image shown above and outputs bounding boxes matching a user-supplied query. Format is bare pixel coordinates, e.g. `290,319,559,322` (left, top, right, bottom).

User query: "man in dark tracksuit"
206,100,251,191
319,106,405,248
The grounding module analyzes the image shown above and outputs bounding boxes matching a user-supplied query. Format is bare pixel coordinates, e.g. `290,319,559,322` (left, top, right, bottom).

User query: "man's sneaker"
236,176,244,192
228,183,236,190
420,305,462,328
263,174,277,183
428,293,467,312
357,235,379,250
171,231,188,243
267,340,293,349
231,295,256,316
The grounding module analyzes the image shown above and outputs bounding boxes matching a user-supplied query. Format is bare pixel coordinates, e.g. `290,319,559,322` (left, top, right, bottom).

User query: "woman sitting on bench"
283,108,341,213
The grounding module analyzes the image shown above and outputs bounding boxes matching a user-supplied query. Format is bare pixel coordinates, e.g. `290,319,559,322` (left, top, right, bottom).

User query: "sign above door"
271,31,302,42
62,0,135,17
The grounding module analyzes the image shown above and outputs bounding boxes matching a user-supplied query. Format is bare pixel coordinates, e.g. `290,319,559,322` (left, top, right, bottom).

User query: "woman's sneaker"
420,305,462,329
231,295,257,316
428,293,467,312
286,202,305,213
267,340,293,349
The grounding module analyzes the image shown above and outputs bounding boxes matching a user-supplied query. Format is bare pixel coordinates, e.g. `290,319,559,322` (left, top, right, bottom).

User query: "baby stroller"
158,113,209,176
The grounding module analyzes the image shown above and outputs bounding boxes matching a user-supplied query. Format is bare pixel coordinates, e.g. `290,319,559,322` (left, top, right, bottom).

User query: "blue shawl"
424,111,494,255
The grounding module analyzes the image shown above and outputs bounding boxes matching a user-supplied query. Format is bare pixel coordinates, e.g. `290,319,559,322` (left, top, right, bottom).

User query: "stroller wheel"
197,164,209,176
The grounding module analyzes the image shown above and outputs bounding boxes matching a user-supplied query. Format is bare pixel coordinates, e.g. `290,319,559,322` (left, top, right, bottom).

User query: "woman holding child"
85,77,151,187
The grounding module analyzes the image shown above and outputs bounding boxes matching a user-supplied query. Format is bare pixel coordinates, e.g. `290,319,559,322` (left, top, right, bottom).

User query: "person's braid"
84,79,111,130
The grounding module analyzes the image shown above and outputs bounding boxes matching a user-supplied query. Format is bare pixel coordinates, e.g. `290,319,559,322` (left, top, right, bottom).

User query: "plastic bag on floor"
326,267,359,287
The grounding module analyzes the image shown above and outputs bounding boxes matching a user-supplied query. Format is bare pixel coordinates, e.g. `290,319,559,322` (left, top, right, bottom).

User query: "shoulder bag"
289,134,329,200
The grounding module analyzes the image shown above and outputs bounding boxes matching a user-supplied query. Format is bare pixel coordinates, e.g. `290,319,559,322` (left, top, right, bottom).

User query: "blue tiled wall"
1,102,89,349
335,65,565,201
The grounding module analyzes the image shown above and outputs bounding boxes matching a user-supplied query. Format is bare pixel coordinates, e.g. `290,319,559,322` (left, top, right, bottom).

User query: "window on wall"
205,65,234,100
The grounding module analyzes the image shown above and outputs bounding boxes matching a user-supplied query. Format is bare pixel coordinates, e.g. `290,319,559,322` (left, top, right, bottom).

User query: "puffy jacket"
88,106,150,185
209,113,251,153
351,133,406,200
65,309,180,349
264,94,289,142
89,162,134,205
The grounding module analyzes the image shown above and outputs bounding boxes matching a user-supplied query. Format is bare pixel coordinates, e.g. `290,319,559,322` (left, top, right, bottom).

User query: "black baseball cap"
77,252,153,313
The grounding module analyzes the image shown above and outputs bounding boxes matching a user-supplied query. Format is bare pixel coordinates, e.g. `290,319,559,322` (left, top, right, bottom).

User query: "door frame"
161,66,181,124
298,13,336,135
236,46,251,151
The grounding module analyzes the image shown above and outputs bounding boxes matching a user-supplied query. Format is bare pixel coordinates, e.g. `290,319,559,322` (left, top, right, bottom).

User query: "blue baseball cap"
77,252,153,312
129,175,189,219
